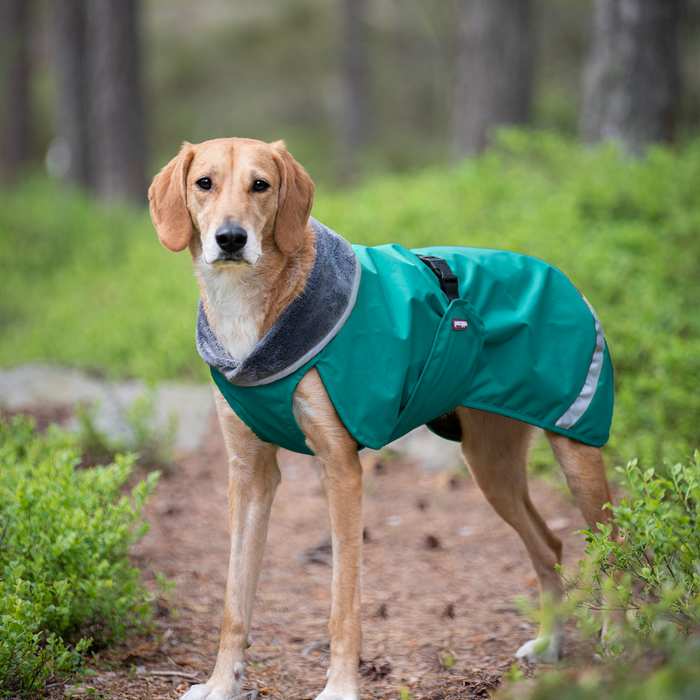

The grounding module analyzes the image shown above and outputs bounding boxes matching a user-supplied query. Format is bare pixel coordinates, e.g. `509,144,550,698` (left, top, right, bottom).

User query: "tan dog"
149,138,615,700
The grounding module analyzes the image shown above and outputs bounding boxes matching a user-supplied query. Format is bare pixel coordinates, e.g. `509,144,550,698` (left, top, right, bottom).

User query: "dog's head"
148,138,315,266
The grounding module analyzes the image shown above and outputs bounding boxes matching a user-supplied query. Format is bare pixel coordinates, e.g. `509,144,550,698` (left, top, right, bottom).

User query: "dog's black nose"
215,224,247,254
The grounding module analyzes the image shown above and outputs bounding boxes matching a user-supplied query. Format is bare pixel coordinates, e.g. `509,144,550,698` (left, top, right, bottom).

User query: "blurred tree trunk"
451,0,534,159
337,0,368,183
53,0,90,186
580,0,681,156
0,0,33,180
86,0,147,202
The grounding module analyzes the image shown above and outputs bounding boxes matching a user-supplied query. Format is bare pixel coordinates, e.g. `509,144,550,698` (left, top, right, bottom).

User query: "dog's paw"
515,634,566,664
180,685,241,700
180,666,244,700
180,685,238,700
314,691,360,700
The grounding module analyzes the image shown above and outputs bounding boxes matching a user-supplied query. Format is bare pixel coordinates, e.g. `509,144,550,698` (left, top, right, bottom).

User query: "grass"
0,181,202,381
2,130,700,468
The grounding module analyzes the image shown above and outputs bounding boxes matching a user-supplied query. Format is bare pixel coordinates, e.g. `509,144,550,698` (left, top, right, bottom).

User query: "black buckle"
417,255,460,302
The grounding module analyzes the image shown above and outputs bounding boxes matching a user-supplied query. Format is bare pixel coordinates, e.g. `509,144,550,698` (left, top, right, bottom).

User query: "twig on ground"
150,670,201,680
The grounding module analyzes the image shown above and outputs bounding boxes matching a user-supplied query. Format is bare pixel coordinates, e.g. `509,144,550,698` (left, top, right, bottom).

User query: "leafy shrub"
0,416,158,697
571,454,700,636
504,637,700,700
0,591,89,700
503,452,700,700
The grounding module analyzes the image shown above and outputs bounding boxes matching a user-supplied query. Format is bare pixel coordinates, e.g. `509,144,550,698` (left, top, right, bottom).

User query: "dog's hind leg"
182,388,282,700
545,432,614,534
545,432,623,647
456,408,566,663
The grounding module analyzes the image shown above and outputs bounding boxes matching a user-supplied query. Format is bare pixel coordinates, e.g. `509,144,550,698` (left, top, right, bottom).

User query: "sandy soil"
53,417,592,700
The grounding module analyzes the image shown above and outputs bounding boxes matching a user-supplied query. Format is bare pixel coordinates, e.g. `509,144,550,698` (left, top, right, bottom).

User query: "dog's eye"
196,177,212,191
252,179,269,192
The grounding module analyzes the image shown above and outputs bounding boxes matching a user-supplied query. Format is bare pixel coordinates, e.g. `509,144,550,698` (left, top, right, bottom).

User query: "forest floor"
48,413,593,700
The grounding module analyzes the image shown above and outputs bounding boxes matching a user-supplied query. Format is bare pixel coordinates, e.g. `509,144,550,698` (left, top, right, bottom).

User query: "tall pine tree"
580,0,681,155
451,0,534,158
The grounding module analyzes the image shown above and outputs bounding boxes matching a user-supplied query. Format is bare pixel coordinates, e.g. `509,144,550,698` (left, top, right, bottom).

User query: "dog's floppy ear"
271,141,315,256
148,142,195,252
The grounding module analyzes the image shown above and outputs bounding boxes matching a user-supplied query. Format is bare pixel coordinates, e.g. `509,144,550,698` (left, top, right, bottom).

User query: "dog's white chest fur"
200,263,261,362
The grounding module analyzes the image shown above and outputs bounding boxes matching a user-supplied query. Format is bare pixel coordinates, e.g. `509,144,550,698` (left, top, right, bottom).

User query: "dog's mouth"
212,253,250,265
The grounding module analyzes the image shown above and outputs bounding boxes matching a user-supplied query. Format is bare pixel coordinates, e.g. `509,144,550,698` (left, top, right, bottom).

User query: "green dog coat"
198,220,614,456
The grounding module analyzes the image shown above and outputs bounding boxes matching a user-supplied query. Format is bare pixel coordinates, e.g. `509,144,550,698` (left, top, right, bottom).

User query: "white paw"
180,664,243,700
515,634,566,664
181,686,239,700
316,680,360,700
180,685,212,700
180,685,238,700
180,684,232,700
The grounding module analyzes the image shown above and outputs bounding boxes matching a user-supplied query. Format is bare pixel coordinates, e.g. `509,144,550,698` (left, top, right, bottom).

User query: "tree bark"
86,0,147,202
52,0,90,186
337,0,369,183
580,0,681,156
0,0,33,179
451,0,534,159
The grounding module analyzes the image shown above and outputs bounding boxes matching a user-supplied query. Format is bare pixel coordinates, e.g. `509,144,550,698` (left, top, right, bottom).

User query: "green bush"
0,416,158,697
503,452,700,700
571,454,700,636
505,637,700,700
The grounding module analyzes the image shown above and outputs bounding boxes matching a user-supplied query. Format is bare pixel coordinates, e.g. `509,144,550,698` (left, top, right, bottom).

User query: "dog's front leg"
295,370,363,700
182,390,281,700
316,450,363,700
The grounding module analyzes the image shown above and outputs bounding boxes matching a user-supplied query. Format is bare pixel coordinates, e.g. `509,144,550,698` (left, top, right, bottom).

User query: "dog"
149,137,616,700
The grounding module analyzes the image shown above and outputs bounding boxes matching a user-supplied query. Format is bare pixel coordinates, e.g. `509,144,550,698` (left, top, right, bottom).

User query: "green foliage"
504,637,700,700
570,453,700,637
3,133,700,465
0,177,204,382
0,416,158,696
503,453,700,700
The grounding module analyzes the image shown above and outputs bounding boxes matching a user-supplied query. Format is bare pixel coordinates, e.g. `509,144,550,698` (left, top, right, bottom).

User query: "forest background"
2,0,700,191
3,2,700,698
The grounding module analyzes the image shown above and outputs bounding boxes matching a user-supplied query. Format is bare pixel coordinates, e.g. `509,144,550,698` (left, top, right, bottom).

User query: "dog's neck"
194,226,315,363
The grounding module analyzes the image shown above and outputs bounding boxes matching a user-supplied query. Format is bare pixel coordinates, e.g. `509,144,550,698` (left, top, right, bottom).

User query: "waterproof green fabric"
212,243,614,455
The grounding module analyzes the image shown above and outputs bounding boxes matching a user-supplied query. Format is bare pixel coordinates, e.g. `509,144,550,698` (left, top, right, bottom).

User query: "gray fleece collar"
196,218,361,387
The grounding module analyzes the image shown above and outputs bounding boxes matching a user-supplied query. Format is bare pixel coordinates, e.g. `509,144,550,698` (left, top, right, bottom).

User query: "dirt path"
70,419,590,700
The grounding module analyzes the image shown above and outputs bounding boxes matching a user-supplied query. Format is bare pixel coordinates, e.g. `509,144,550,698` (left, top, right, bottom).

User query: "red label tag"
452,319,469,331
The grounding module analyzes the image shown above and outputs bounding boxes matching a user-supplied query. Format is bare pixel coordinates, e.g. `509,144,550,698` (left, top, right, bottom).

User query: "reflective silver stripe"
555,296,605,429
